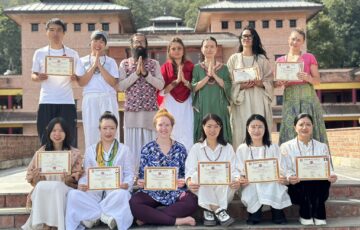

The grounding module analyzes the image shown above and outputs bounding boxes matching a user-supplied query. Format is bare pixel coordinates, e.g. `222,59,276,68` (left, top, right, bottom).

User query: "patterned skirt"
279,84,328,145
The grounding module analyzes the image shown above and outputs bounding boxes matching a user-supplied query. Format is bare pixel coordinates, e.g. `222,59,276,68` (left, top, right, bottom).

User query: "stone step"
1,198,360,229
1,182,359,208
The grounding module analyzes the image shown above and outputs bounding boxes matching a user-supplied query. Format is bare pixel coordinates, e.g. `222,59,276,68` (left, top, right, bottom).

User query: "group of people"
22,17,337,230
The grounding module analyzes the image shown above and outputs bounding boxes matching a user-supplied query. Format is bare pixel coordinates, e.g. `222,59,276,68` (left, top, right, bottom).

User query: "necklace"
249,145,266,160
203,146,222,161
296,137,314,156
286,52,301,62
48,44,66,56
241,53,255,67
89,55,106,74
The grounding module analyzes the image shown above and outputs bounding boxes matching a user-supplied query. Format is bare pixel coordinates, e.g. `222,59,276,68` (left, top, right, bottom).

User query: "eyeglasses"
241,34,254,40
133,40,146,46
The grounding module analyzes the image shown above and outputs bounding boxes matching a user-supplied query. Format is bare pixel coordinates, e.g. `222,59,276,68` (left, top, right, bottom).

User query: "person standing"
76,30,119,148
119,33,165,170
160,37,194,152
192,37,232,143
276,28,327,145
227,26,274,149
31,18,81,146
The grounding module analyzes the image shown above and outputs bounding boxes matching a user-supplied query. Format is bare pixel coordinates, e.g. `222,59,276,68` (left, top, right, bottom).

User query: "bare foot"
175,216,196,226
136,219,145,226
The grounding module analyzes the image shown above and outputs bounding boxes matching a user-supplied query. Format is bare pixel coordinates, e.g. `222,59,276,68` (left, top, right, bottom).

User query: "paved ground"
1,165,360,194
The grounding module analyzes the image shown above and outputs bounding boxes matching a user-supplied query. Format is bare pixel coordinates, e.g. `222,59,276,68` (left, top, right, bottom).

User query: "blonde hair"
292,27,306,40
153,109,175,127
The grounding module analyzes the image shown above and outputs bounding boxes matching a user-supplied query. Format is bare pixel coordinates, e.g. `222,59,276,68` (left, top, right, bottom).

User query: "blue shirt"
138,140,187,205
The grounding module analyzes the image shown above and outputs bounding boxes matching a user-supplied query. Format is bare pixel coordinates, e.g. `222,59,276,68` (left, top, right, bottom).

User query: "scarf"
96,140,119,167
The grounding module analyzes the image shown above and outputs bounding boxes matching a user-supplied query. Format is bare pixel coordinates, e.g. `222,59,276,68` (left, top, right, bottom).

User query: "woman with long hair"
192,37,232,143
227,26,274,149
22,117,83,230
236,114,291,225
186,114,240,227
160,37,194,151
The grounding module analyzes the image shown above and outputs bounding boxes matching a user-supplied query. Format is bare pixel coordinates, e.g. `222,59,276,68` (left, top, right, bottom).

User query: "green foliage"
0,6,21,75
307,0,360,68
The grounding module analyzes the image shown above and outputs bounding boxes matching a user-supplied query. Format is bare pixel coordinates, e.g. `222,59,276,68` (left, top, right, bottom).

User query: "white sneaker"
81,219,99,228
101,213,117,229
299,217,314,225
203,210,216,226
314,218,327,225
215,208,234,227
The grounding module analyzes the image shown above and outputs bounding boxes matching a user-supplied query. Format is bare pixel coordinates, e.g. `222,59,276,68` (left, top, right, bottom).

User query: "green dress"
191,63,232,143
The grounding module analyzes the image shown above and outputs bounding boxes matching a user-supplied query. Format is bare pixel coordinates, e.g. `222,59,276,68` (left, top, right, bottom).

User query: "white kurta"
66,142,135,230
236,144,291,213
162,93,194,152
22,180,70,230
185,141,239,211
280,138,334,179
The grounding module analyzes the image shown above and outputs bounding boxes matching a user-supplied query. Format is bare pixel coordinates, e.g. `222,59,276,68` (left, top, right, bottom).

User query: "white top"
32,45,82,104
185,140,239,181
280,138,334,179
76,55,119,95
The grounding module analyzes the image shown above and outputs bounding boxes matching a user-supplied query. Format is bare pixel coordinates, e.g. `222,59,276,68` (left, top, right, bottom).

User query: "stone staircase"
1,181,360,229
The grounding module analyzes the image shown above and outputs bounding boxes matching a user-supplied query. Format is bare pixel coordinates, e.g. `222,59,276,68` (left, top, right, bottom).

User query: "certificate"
296,156,330,180
245,158,279,183
37,151,71,175
88,167,121,190
233,66,259,83
198,162,231,185
144,167,177,190
275,62,303,81
45,56,74,76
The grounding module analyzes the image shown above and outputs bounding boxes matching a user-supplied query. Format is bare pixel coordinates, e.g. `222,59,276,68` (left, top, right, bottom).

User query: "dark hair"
167,37,187,76
199,113,227,146
92,34,107,45
294,113,313,126
44,117,72,151
245,114,271,147
46,18,66,32
130,33,148,47
238,26,268,59
292,27,306,41
200,36,218,62
99,111,118,128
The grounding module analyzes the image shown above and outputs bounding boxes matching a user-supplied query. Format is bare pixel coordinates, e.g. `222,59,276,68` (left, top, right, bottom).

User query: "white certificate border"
198,161,231,185
232,66,260,83
245,158,280,183
36,150,71,175
144,167,177,191
45,56,74,76
296,156,330,181
87,166,121,190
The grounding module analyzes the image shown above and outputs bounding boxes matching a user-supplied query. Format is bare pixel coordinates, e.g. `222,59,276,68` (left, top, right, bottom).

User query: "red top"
161,60,194,103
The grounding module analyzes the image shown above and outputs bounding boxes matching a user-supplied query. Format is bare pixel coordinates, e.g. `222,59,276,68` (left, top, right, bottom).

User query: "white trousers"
22,181,70,230
82,92,119,148
124,127,156,173
162,94,194,153
66,189,133,230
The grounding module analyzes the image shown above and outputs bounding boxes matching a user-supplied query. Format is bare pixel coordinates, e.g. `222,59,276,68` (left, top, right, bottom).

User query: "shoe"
271,208,287,224
203,210,217,226
299,217,314,225
101,213,117,229
246,207,262,225
215,209,234,227
314,218,327,225
81,219,99,228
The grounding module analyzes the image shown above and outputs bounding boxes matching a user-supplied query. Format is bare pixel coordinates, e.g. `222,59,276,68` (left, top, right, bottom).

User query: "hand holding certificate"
245,158,279,183
233,67,260,83
275,62,304,81
144,167,177,190
37,151,71,175
88,167,121,190
198,162,231,185
296,156,330,180
45,56,74,76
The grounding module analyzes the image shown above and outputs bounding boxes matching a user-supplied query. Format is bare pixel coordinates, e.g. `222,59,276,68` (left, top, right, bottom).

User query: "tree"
307,0,360,68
